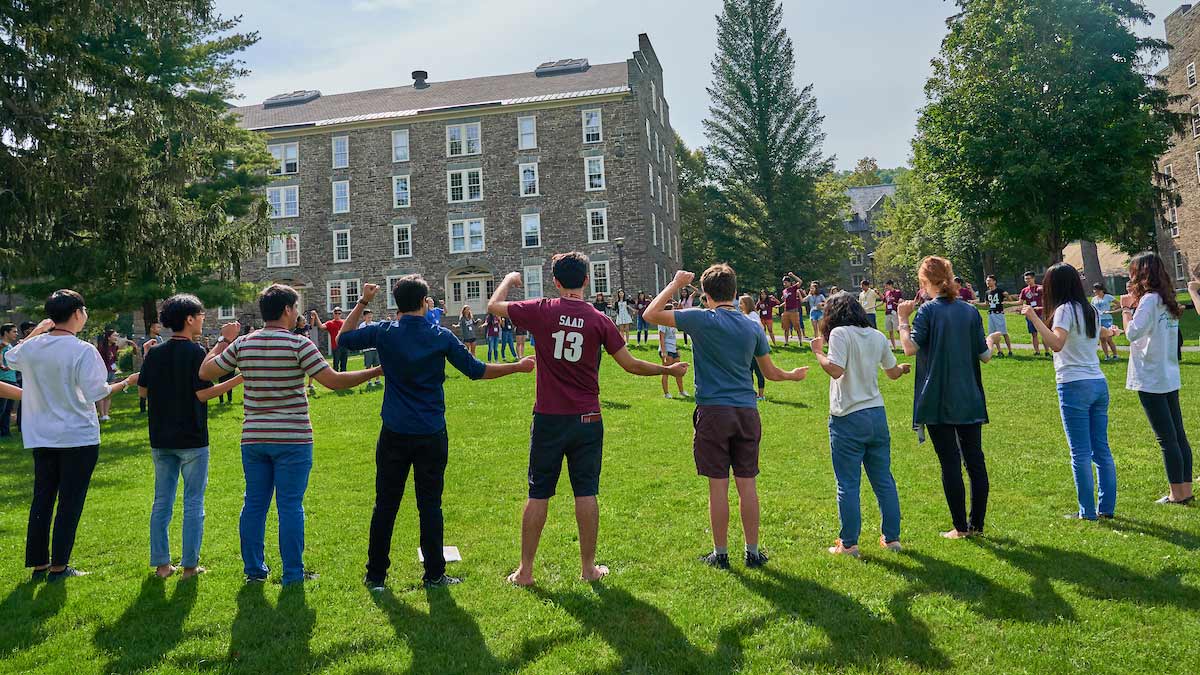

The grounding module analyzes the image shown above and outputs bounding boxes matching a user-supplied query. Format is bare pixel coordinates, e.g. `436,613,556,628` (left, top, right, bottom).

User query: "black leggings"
750,360,765,390
26,445,99,568
1137,390,1193,485
927,423,988,533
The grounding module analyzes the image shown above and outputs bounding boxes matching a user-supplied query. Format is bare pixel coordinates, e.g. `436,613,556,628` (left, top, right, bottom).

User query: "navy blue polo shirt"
339,315,487,435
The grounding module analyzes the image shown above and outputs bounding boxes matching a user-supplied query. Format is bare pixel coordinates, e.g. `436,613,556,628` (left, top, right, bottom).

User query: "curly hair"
1128,252,1182,318
821,292,873,342
917,256,961,300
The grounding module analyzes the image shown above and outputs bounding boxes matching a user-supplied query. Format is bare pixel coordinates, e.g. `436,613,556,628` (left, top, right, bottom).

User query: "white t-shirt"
827,326,897,417
1051,302,1104,384
1125,292,1181,394
5,334,112,448
859,289,880,312
658,324,678,353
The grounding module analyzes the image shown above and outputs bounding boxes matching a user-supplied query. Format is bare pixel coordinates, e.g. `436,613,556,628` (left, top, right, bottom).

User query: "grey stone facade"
839,184,897,287
1158,5,1200,290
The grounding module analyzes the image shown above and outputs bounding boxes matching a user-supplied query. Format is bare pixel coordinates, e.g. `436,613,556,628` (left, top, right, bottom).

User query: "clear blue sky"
216,0,1186,171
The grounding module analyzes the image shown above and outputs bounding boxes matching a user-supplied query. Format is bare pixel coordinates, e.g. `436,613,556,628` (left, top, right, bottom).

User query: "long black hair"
821,291,872,342
1043,263,1096,339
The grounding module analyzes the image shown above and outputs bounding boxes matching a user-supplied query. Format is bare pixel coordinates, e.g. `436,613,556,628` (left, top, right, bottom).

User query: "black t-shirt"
139,338,212,449
986,288,1007,313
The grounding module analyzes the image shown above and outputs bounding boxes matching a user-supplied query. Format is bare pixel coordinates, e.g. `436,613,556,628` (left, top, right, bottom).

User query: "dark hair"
363,309,373,316
18,320,35,334
700,263,737,302
885,279,894,286
953,276,964,284
1043,263,1097,339
986,274,997,282
0,323,15,338
551,252,590,290
861,279,871,286
258,284,299,321
391,274,429,312
159,294,205,331
822,291,872,342
1092,282,1106,292
45,289,85,324
1128,252,1183,318
1024,270,1036,278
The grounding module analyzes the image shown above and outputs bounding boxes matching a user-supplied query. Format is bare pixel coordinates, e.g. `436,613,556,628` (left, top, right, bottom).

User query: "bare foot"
581,564,609,582
181,566,206,580
155,564,177,578
941,529,971,539
506,569,535,587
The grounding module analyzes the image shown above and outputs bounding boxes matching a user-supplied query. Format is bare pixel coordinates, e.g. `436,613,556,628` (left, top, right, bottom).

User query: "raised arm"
611,346,687,377
339,283,378,341
644,270,693,328
487,272,522,319
897,300,919,356
198,321,242,381
308,310,324,332
1189,280,1200,316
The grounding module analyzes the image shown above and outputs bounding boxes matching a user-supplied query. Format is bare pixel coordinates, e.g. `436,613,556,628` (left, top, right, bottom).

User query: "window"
1176,251,1188,281
331,136,348,169
590,260,610,296
1192,104,1200,138
646,119,652,150
587,207,608,243
520,162,540,196
449,218,485,253
1189,62,1197,87
267,186,299,218
652,212,658,246
447,168,483,203
655,263,661,292
393,223,412,258
850,252,865,266
332,180,350,214
327,279,360,312
585,157,606,191
268,142,298,175
385,275,402,310
650,81,658,115
446,122,481,157
521,213,541,248
518,116,537,150
582,109,603,143
523,265,544,299
1166,163,1179,231
332,229,351,262
392,129,410,162
218,306,235,320
664,226,671,255
392,174,411,208
658,176,663,205
672,192,676,217
267,234,300,268
648,165,655,197
852,274,866,287
653,130,659,162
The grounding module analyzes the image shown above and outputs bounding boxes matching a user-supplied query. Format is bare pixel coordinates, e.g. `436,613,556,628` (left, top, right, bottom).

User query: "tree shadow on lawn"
0,579,66,656
93,575,197,673
731,567,951,672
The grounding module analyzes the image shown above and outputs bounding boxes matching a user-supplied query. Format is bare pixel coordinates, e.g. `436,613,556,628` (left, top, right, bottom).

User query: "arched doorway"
445,267,495,317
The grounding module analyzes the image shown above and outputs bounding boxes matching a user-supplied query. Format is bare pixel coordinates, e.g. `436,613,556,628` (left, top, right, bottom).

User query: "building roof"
845,183,897,221
230,62,632,131
1062,241,1131,277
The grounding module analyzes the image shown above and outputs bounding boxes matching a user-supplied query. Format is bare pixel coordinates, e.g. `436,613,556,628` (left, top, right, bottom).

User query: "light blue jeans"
240,443,313,585
1056,378,1116,519
829,407,901,547
150,447,209,568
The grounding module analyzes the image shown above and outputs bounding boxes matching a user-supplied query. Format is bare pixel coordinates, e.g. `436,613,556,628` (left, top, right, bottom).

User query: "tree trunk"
141,297,158,335
982,250,996,277
1080,240,1104,288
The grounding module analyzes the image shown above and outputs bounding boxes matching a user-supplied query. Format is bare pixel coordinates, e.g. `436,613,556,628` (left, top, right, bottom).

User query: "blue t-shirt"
425,307,445,326
674,307,770,408
806,294,826,314
1090,294,1115,325
339,315,486,435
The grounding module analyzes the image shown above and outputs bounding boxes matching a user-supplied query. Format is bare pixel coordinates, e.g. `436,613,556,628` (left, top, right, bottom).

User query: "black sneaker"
423,575,462,588
363,575,386,592
745,550,770,568
30,567,49,582
47,566,88,582
1098,513,1115,520
301,570,320,582
699,551,730,570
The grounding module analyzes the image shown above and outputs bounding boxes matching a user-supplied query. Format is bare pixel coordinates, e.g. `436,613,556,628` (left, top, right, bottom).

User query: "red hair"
917,256,961,300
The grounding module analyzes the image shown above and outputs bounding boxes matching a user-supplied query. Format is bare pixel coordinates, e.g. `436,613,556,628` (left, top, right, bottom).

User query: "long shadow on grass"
223,583,315,673
732,567,950,671
93,575,197,673
0,580,66,656
1101,516,1200,550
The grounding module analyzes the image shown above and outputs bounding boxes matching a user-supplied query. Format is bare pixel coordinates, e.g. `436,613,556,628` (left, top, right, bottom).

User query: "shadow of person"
224,582,316,674
731,567,951,671
871,549,1075,624
1101,516,1200,551
0,580,67,656
94,575,198,673
763,398,809,409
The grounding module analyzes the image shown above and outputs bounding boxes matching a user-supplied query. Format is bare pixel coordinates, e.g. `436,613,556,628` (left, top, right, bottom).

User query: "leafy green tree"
845,157,882,187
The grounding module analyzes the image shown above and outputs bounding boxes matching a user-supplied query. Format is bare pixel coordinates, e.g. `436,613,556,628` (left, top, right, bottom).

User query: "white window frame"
1175,251,1187,281
446,168,483,203
582,109,603,143
1189,62,1197,88
1192,104,1200,138
392,223,412,258
521,213,541,249
332,180,350,214
267,185,299,219
448,218,486,254
850,252,865,266
267,233,300,268
586,207,608,243
585,156,606,191
658,176,663,205
218,306,236,320
518,116,537,150
268,142,299,175
648,165,655,197
523,264,544,299
664,225,671,255
327,279,361,313
652,212,658,246
650,81,658,115
385,275,402,310
392,174,411,209
332,228,351,263
445,122,482,157
646,118,652,150
331,135,349,169
392,129,410,162
590,260,610,296
519,162,540,197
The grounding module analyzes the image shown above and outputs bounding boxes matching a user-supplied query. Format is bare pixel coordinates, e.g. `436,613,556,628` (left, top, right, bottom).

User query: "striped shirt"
213,328,329,444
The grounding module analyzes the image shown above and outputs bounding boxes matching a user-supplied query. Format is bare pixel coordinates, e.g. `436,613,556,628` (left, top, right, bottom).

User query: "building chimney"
412,70,429,89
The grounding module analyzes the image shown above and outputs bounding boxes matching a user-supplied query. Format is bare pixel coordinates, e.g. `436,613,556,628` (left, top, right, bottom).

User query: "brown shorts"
692,405,762,478
781,310,800,332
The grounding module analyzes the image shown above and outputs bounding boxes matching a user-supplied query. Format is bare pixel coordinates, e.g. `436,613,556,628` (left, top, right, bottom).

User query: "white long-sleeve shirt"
5,335,112,448
1125,292,1181,394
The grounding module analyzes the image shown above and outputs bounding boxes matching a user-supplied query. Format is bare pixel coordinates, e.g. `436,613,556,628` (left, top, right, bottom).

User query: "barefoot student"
1024,265,1122,520
338,280,535,591
489,252,687,586
1090,283,1119,361
138,294,244,579
810,292,910,557
645,265,807,570
658,304,688,398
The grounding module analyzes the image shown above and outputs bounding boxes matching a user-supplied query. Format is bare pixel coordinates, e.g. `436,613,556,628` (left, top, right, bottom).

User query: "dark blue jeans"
829,407,901,547
240,443,313,584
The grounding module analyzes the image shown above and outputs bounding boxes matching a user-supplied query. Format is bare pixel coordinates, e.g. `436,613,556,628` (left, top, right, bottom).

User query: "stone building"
218,34,679,330
1158,4,1200,289
840,183,897,287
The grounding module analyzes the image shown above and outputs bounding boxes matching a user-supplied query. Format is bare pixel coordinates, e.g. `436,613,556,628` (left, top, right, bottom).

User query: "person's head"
1024,271,1036,287
809,281,820,293
821,291,872,342
103,328,117,345
596,292,606,303
460,305,472,318
738,294,755,314
147,321,161,336
332,306,343,320
1092,282,1106,297
295,313,307,327
616,289,626,302
917,256,960,301
391,275,430,314
699,263,737,306
830,285,840,295
362,309,373,322
953,276,964,286
1042,263,1096,339
548,252,590,294
861,279,871,290
757,289,767,301
0,323,16,344
637,290,647,301
986,274,997,289
18,320,35,338
159,294,206,338
258,284,301,325
45,289,87,330
884,279,895,291
1127,252,1183,318
664,302,674,311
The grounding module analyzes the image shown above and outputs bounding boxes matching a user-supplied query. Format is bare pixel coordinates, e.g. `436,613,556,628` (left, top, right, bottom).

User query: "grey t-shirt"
674,307,770,408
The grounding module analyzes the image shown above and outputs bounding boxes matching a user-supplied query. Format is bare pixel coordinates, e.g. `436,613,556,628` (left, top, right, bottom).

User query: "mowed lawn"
1,343,1198,674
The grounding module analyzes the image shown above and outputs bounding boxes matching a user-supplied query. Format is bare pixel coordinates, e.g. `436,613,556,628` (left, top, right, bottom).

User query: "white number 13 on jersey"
551,330,584,362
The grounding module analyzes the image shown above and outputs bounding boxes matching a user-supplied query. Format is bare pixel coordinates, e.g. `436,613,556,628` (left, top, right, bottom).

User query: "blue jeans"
829,407,901,547
487,336,499,361
240,443,313,584
1057,378,1116,519
150,447,210,568
500,330,516,359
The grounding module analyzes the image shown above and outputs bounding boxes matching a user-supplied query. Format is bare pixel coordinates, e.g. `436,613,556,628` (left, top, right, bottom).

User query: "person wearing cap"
309,307,347,372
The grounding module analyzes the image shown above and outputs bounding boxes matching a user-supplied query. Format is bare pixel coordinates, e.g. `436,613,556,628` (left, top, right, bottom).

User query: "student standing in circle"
739,296,768,401
1090,283,1119,361
658,303,688,398
882,280,903,350
979,275,1014,357
858,280,880,330
615,289,634,342
1019,272,1046,356
635,291,652,345
755,290,781,345
780,273,805,345
453,306,481,358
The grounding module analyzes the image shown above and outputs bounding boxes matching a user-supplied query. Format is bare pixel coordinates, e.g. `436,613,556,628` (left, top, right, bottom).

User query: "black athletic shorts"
528,412,604,499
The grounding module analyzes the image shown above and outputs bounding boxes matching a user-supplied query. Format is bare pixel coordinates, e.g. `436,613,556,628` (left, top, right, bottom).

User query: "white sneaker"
664,393,673,399
99,415,110,422
681,391,690,398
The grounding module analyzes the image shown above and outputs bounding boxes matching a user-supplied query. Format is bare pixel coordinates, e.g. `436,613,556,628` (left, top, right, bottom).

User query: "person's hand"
220,321,241,342
672,270,695,288
810,336,825,353
667,361,689,378
124,372,139,388
789,366,809,381
1109,327,1124,336
896,363,911,375
1019,304,1036,320
32,318,55,336
501,271,523,288
1119,293,1135,310
1188,280,1199,295
898,300,916,321
516,356,536,373
361,283,380,303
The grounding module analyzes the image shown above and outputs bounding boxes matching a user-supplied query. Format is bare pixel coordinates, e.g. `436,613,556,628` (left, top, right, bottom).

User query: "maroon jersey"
755,297,779,320
883,288,903,314
781,284,803,311
508,297,626,415
1019,285,1044,315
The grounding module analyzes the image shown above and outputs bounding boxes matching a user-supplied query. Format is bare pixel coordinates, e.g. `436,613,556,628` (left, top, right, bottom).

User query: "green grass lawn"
1,345,1198,674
